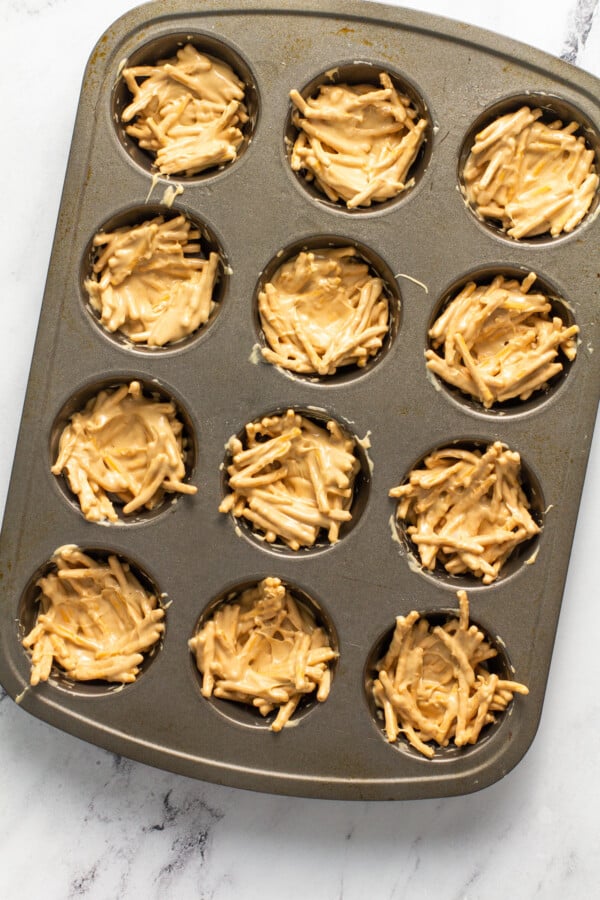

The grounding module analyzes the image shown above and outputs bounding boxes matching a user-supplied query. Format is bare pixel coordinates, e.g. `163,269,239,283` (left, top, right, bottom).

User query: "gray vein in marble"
68,865,98,899
152,792,224,890
454,867,483,899
561,0,599,61
109,751,133,776
391,836,421,897
70,758,225,898
532,847,580,896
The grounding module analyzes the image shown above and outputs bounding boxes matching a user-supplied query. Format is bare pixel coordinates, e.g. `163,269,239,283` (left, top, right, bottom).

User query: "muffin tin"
0,0,599,800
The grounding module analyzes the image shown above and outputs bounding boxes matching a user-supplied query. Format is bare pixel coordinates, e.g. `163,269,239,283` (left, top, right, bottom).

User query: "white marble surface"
1,0,599,897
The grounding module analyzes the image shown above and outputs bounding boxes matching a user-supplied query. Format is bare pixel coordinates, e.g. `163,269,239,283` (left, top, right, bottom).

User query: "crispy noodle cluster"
258,247,390,376
121,44,248,176
189,577,337,731
23,546,164,685
426,272,578,407
389,442,540,584
290,72,427,208
371,590,529,757
52,381,197,523
219,410,360,549
85,214,220,347
463,105,598,239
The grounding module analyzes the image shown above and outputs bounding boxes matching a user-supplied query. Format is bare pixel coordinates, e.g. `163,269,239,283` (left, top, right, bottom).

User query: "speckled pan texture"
1,0,599,800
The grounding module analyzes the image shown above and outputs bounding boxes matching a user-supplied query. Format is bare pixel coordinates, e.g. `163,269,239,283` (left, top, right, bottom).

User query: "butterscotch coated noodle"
426,272,578,406
23,546,164,685
85,214,219,347
52,381,197,523
371,591,529,758
219,410,360,549
258,247,389,375
290,72,427,208
389,442,540,583
121,44,248,176
463,106,598,238
189,577,337,731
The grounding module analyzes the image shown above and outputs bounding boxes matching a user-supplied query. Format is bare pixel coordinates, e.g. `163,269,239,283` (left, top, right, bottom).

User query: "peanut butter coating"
52,381,196,522
426,272,578,407
220,410,360,550
259,246,389,376
23,546,164,686
464,105,598,238
85,214,219,347
189,577,337,731
290,72,427,208
372,591,529,758
122,44,248,177
390,442,540,583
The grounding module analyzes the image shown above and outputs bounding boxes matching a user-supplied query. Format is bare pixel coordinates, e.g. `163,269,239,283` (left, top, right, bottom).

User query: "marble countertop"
1,1,598,897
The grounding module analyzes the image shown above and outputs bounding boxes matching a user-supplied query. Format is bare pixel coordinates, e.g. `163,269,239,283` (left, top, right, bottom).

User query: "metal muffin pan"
0,0,599,800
